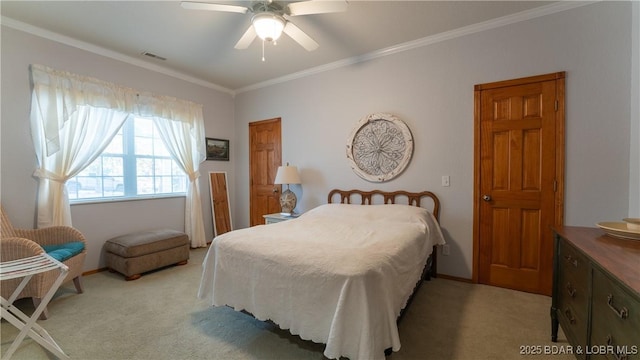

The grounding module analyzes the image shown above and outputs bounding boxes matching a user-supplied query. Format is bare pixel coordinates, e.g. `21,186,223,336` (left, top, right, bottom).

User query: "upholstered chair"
0,206,87,319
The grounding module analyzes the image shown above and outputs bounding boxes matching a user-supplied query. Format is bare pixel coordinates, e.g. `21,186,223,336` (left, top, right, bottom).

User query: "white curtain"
154,115,207,248
31,104,129,227
30,64,207,247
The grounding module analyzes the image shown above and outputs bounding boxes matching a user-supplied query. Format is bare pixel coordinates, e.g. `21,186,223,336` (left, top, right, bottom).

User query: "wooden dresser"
551,226,640,360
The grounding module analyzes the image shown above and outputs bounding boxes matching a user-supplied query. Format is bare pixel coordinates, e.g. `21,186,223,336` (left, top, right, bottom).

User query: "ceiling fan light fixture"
252,13,285,42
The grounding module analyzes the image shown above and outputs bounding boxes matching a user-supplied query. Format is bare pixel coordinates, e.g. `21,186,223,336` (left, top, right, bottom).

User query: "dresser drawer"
591,268,640,360
558,239,590,282
557,238,591,348
558,270,589,312
558,302,589,354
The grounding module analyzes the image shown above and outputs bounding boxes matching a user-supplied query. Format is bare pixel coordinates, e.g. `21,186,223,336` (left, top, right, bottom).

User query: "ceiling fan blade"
283,22,319,51
180,1,249,14
234,26,257,49
287,0,348,16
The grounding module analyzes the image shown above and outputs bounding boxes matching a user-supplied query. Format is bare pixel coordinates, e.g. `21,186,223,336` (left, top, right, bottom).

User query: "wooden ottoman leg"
176,260,188,266
125,274,141,281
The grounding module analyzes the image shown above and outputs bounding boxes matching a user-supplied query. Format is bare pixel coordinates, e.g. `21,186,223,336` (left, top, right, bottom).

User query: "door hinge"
554,100,559,112
553,180,557,192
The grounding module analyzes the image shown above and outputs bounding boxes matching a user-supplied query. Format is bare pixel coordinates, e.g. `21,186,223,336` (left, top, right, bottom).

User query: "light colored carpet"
1,248,573,360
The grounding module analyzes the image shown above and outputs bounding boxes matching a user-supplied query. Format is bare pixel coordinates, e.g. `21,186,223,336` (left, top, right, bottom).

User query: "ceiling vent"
141,51,167,61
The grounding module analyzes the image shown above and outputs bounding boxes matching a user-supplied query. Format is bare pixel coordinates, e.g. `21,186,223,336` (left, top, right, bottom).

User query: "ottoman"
104,229,190,280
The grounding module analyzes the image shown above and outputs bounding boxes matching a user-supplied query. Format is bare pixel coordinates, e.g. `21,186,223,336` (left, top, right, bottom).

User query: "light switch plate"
442,175,450,187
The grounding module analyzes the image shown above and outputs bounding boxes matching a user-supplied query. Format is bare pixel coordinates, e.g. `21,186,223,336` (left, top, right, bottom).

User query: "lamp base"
279,189,297,215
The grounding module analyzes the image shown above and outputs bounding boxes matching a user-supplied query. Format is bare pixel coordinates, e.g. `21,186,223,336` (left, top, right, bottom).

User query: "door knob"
272,188,279,193
482,194,492,202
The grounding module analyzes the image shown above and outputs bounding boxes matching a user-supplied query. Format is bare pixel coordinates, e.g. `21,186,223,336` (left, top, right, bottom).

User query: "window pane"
78,161,102,177
68,116,187,202
155,176,171,194
135,137,153,156
136,158,153,176
173,176,187,193
155,158,173,176
103,176,124,195
74,176,101,199
137,176,154,194
104,133,123,154
102,156,123,176
135,118,154,137
172,162,183,174
155,142,170,157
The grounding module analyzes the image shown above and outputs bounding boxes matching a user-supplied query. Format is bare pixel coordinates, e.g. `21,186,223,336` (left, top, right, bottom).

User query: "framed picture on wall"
206,138,230,161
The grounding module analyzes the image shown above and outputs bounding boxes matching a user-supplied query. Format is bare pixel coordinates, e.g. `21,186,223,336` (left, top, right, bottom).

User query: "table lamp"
274,163,301,216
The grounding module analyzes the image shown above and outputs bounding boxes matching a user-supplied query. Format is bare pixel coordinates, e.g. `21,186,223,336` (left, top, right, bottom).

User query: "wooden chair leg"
72,276,84,294
32,298,49,320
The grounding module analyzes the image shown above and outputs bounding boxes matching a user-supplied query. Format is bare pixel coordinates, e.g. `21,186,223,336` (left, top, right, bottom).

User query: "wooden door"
474,72,565,296
209,171,232,236
249,118,282,226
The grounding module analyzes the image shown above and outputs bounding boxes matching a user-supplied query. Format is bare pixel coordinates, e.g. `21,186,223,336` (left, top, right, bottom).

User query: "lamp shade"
252,13,285,42
274,165,301,185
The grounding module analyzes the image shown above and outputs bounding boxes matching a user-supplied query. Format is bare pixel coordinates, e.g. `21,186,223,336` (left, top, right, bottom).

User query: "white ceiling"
1,1,558,92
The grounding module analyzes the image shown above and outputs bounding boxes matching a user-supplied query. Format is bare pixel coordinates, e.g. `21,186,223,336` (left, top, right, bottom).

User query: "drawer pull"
563,255,578,267
565,282,576,298
607,294,629,319
564,308,576,324
606,335,629,360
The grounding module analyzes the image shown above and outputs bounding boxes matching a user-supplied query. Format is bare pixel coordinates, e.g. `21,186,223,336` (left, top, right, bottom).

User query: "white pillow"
303,203,432,225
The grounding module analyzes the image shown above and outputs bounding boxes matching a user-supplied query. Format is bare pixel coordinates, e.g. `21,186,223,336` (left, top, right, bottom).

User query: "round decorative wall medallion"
346,113,414,182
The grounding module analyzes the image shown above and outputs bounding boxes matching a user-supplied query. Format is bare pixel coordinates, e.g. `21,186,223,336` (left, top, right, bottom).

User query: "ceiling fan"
181,0,348,56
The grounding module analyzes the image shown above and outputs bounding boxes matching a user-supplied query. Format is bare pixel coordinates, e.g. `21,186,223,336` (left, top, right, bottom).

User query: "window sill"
70,193,186,206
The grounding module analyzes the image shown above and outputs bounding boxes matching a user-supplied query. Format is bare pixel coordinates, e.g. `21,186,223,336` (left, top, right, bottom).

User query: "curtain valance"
29,64,207,247
30,64,205,157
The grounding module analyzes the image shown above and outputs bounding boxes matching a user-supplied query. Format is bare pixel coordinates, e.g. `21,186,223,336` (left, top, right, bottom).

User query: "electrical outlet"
442,175,450,187
442,244,450,256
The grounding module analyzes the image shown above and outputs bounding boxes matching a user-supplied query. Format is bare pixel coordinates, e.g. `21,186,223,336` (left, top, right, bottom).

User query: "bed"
198,189,445,360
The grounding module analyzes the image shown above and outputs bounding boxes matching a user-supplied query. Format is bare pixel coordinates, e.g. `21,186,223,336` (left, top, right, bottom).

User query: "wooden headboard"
327,189,440,221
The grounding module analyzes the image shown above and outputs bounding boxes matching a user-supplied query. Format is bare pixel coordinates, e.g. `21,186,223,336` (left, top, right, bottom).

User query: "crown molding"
1,1,596,96
235,1,596,94
0,16,236,96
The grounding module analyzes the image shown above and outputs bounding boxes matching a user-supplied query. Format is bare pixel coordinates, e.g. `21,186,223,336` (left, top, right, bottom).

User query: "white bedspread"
198,203,445,360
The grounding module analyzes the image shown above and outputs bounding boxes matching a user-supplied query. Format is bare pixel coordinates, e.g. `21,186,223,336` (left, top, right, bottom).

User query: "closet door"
249,118,282,226
474,72,565,296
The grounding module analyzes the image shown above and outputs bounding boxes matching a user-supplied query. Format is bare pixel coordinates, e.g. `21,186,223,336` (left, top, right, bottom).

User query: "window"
67,117,187,201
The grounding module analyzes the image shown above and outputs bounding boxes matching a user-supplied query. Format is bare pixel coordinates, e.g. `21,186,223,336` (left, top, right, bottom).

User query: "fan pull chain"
262,40,266,62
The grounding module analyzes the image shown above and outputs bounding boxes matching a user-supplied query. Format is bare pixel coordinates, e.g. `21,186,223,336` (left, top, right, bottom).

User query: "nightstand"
263,213,300,224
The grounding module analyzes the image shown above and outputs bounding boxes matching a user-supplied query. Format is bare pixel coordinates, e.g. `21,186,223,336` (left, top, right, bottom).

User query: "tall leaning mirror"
209,171,232,236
